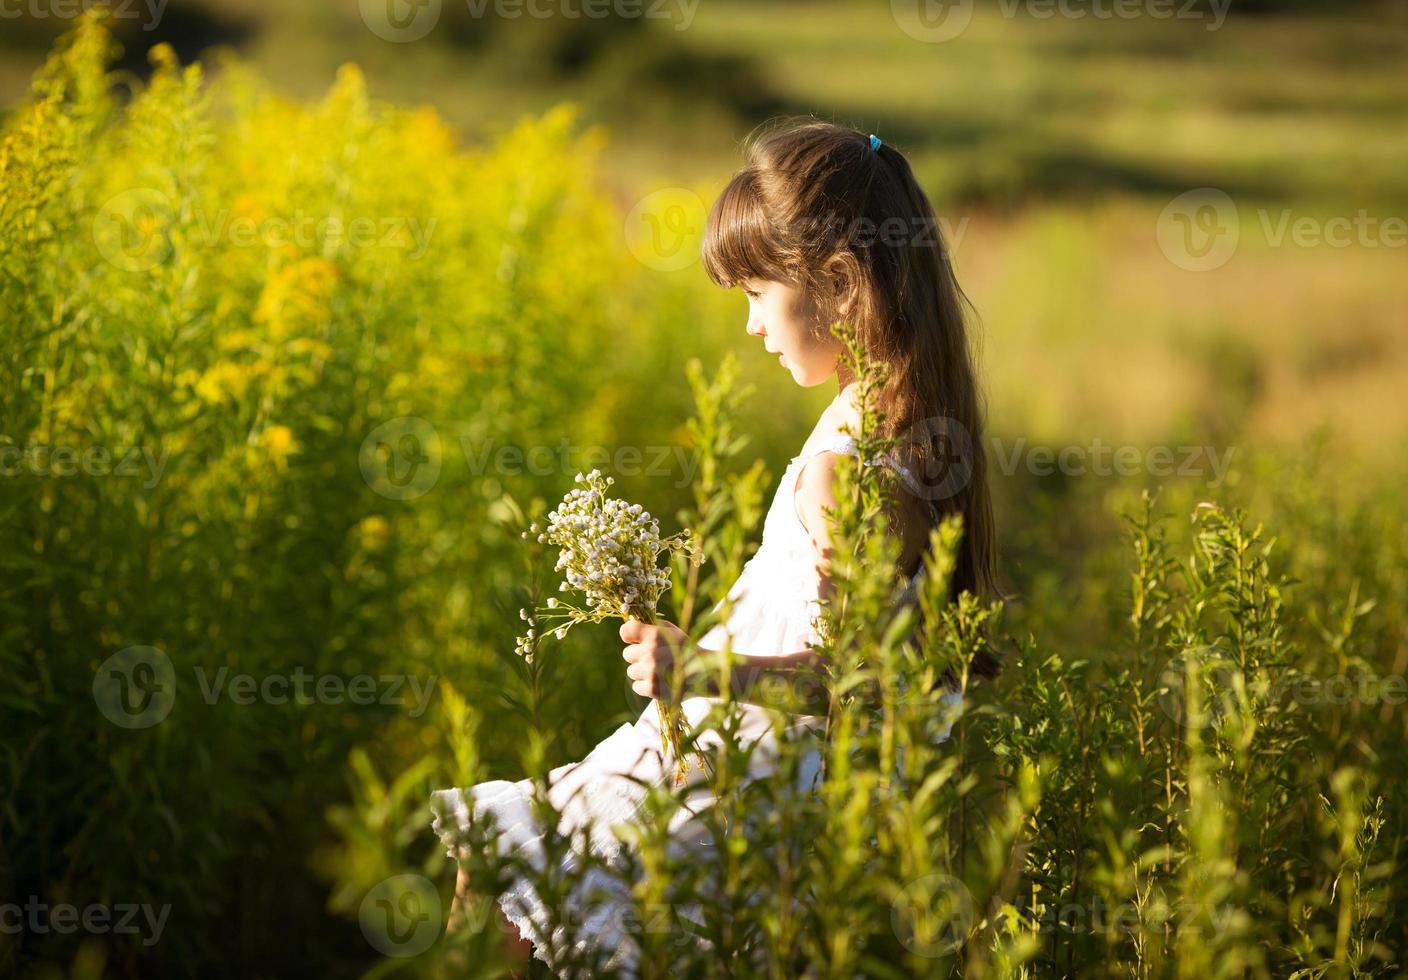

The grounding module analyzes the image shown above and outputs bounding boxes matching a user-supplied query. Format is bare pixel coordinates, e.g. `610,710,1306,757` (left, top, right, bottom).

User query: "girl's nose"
746,315,764,338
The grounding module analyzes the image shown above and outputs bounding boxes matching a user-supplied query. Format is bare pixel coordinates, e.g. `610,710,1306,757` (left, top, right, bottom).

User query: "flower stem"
630,607,711,787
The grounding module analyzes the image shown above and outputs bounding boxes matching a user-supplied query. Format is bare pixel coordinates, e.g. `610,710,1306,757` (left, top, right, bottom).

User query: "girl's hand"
620,618,689,702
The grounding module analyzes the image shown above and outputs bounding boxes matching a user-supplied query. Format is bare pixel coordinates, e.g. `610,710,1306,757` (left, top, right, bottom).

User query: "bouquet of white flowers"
517,469,706,786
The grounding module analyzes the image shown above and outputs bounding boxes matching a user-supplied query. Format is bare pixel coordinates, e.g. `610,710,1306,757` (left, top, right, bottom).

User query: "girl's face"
740,278,843,387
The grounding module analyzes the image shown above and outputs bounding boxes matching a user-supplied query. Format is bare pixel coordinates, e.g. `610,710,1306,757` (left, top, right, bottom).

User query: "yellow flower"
254,258,340,340
259,424,299,473
355,515,392,552
195,362,251,404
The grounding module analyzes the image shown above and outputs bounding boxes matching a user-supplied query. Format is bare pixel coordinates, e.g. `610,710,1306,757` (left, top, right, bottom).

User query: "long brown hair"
702,118,1005,660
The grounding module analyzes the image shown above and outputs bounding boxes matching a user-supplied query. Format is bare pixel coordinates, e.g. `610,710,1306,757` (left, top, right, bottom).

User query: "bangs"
701,170,791,289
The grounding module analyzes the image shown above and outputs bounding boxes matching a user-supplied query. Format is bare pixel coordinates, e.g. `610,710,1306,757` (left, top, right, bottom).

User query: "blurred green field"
8,1,1407,197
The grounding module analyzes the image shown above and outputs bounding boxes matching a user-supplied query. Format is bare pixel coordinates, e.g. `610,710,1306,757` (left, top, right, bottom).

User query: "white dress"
429,433,962,975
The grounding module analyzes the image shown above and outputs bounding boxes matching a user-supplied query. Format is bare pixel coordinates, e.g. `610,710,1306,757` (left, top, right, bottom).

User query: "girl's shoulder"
794,393,938,580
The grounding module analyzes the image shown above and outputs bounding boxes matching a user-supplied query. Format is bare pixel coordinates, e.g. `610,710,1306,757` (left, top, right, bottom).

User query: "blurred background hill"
3,0,1405,202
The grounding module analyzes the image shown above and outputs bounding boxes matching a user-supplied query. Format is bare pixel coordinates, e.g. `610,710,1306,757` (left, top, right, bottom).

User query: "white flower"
532,467,690,631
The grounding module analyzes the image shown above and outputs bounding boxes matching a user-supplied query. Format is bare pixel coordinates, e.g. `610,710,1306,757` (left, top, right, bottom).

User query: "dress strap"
797,434,939,520
794,433,861,462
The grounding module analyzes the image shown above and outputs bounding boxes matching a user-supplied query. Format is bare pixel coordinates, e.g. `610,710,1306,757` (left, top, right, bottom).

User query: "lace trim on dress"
430,744,656,859
430,757,667,976
793,433,941,520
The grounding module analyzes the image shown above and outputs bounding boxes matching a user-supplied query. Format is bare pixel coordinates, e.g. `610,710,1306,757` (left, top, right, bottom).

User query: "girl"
429,119,1001,975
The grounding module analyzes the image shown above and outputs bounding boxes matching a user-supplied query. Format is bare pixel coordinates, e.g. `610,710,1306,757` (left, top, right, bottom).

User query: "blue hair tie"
869,133,882,152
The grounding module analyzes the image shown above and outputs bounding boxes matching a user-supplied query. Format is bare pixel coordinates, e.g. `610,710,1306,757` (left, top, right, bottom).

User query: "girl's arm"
690,648,830,714
624,621,833,714
625,450,882,715
792,447,843,609
705,447,933,713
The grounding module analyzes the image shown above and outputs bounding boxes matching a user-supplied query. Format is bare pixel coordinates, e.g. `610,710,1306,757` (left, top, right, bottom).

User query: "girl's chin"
788,364,834,388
